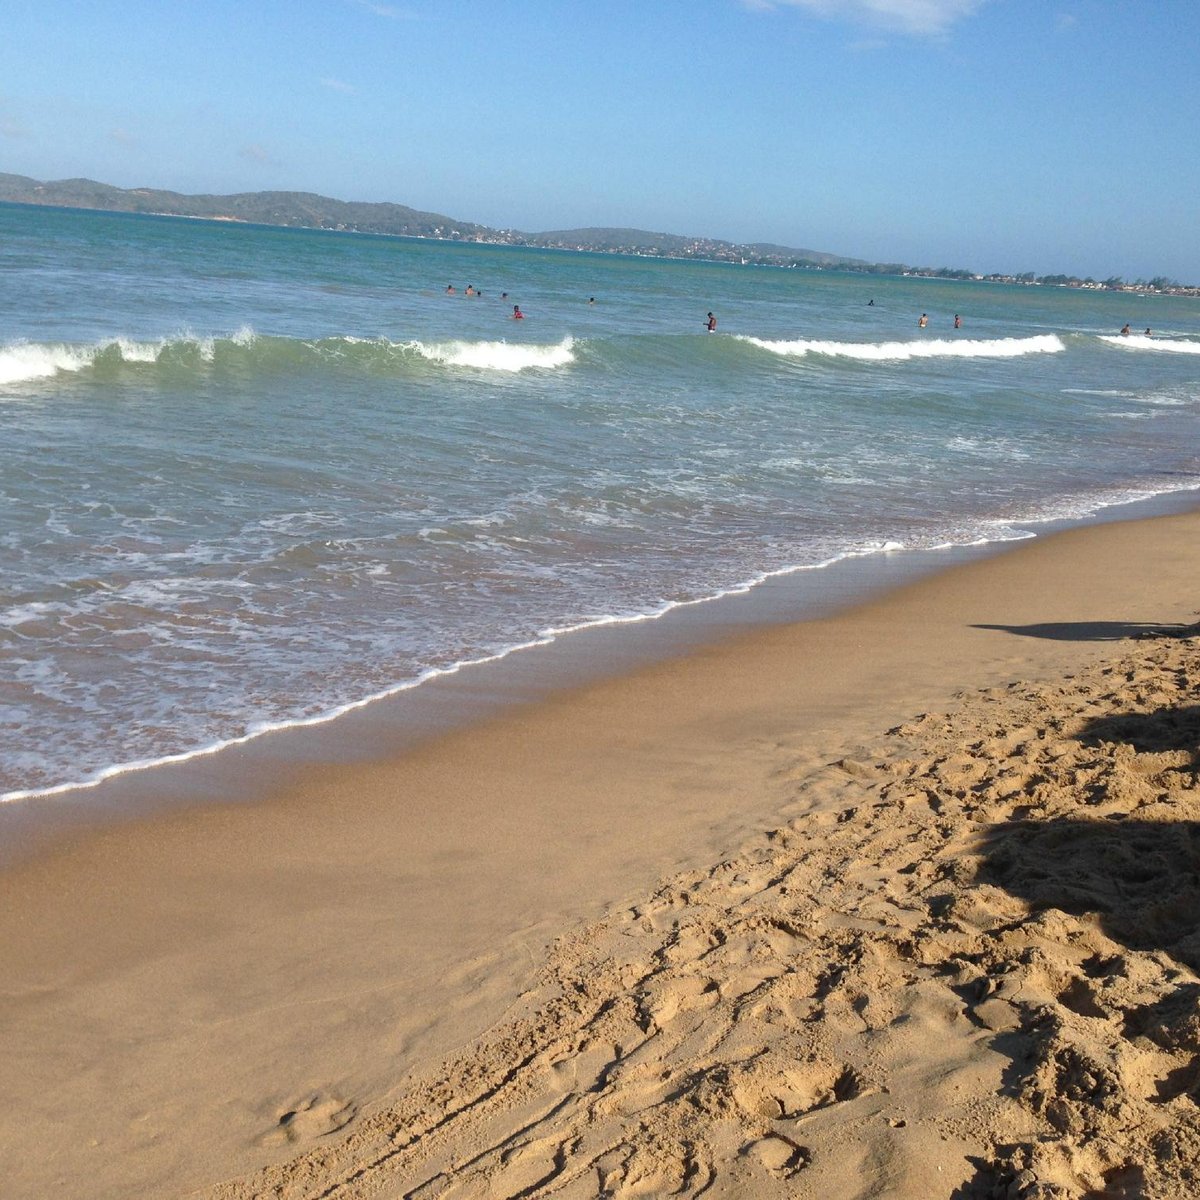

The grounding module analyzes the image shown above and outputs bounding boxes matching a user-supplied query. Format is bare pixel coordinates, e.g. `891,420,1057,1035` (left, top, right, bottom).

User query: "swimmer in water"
706,312,717,332
512,305,524,319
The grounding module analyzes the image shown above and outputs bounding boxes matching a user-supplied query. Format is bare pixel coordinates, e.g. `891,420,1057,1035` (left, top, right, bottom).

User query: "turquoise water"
2,203,1199,799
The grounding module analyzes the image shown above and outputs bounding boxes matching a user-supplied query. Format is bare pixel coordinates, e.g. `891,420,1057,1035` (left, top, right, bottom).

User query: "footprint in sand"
731,1057,866,1120
639,975,719,1030
1153,1054,1200,1105
663,922,724,964
490,1134,573,1197
546,1039,623,1094
623,886,694,934
744,1133,811,1176
1057,976,1110,1019
258,1091,356,1146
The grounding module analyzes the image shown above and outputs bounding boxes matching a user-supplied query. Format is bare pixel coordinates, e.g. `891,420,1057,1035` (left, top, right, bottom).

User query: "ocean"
2,202,1199,801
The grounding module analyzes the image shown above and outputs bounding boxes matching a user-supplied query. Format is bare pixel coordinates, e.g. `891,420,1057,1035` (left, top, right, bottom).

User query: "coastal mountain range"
4,173,1193,291
0,172,865,270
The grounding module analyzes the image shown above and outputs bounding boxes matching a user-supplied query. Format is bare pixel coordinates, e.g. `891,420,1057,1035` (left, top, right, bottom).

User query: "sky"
2,0,1198,282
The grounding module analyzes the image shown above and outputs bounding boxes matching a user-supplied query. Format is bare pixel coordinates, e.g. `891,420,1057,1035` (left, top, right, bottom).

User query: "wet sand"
1,506,1198,1199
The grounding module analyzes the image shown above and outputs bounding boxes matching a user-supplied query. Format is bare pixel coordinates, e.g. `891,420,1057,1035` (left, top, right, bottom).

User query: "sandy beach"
2,505,1199,1199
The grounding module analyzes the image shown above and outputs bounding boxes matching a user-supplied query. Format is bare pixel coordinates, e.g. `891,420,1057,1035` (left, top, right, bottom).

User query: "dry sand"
1,507,1198,1199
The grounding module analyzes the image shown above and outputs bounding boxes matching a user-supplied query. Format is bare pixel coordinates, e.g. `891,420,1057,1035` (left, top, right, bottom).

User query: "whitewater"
2,202,1199,800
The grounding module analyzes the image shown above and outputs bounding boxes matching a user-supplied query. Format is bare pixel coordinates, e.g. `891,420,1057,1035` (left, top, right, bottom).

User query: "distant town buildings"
2,173,1195,295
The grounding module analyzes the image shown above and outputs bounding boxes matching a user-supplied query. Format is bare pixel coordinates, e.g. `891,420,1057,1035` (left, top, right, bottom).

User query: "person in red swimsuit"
512,305,524,319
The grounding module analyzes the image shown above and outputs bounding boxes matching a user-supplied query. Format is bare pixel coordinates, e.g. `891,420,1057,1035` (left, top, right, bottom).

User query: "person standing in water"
953,314,962,329
918,313,929,328
706,312,717,332
512,305,524,319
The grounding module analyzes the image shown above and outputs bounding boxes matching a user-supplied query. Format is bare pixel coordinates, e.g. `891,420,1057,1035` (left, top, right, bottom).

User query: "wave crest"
0,327,260,385
0,329,577,385
409,337,576,372
737,334,1066,361
1098,335,1200,354
0,342,97,384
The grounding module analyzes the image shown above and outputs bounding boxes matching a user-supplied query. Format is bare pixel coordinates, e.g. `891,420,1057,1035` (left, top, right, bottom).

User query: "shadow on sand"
978,698,1199,968
979,814,1200,970
972,621,1197,643
956,830,1198,1189
955,803,1200,1197
952,680,1199,1197
1076,704,1200,756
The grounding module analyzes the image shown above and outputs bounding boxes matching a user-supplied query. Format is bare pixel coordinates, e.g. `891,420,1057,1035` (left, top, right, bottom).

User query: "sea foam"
0,329,574,385
737,334,1066,361
1098,335,1200,354
0,327,261,384
410,337,576,372
0,342,95,384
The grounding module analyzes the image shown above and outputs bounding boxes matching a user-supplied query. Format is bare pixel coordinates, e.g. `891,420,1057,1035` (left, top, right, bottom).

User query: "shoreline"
2,501,1200,1198
212,608,1200,1199
4,482,1199,836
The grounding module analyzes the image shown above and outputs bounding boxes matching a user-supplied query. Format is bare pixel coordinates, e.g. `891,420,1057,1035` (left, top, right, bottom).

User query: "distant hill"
523,226,863,267
8,173,1191,290
0,173,494,240
0,173,864,269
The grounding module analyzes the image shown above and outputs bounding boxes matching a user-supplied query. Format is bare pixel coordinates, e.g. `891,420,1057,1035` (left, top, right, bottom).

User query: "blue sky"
2,0,1197,281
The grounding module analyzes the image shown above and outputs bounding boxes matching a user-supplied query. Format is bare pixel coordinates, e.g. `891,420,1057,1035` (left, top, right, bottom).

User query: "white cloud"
320,77,357,94
751,0,986,37
110,127,137,145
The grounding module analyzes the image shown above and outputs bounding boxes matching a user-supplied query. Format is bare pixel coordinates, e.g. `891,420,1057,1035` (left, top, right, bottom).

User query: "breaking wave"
1098,335,1200,354
736,334,1067,361
0,327,258,385
0,341,97,384
409,337,576,371
0,329,579,386
12,327,1200,390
